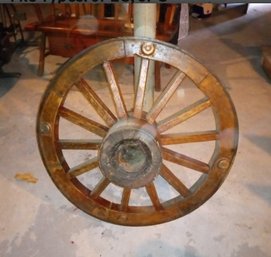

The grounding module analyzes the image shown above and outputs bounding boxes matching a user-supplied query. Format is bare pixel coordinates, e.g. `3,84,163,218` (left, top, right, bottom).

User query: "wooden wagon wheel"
37,37,238,226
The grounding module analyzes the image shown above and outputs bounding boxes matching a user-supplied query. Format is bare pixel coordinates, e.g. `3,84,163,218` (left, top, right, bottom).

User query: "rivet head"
217,158,230,170
39,122,51,134
141,42,156,56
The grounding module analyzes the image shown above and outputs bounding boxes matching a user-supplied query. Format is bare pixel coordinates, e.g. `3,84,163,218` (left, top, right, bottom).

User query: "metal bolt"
217,158,230,170
40,122,51,134
141,42,156,56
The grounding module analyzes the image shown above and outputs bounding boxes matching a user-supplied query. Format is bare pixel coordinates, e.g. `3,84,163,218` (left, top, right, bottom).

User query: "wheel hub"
113,139,150,173
99,118,162,188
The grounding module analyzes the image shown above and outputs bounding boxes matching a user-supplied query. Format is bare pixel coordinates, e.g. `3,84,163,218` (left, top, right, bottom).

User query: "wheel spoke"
147,71,186,123
58,139,102,150
69,157,99,177
158,98,211,133
75,78,117,126
145,182,163,211
103,61,127,118
160,164,190,197
90,177,110,199
160,130,218,145
120,188,131,211
162,147,210,173
133,58,150,119
59,106,108,137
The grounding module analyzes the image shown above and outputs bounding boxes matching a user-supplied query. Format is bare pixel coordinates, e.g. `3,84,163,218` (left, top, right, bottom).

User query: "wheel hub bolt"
217,158,230,170
39,122,51,134
141,42,156,56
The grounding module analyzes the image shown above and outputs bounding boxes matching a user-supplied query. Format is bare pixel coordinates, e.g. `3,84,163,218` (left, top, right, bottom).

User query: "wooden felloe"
37,37,238,226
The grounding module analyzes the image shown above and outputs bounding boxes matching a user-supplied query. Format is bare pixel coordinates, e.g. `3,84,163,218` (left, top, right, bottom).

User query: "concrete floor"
0,4,271,257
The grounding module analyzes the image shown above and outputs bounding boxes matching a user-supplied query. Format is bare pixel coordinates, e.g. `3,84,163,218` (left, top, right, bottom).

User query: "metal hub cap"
99,118,162,188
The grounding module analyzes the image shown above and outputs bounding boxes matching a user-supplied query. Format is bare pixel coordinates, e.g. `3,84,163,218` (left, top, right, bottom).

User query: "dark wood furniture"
262,47,271,81
25,4,180,90
0,4,24,78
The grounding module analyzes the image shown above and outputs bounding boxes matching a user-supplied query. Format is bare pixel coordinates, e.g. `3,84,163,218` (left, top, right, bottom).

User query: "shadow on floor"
135,239,202,257
245,134,271,155
247,184,271,207
230,243,269,257
189,5,271,83
0,77,18,97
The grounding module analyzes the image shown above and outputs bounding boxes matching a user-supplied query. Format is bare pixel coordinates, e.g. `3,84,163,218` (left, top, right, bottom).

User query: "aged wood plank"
75,78,117,126
69,157,99,177
160,130,218,145
162,147,210,173
58,139,102,150
145,182,163,211
133,58,150,119
160,164,190,197
90,177,110,199
158,98,211,133
103,61,127,118
120,188,131,211
147,71,185,123
59,106,108,137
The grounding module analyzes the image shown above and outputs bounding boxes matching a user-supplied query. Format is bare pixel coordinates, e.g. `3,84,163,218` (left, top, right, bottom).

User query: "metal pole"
133,3,156,111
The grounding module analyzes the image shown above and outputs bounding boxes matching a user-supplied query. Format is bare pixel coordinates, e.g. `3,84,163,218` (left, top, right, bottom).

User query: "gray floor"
0,4,271,257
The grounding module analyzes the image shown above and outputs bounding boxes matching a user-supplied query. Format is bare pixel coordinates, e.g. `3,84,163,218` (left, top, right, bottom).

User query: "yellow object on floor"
15,173,38,184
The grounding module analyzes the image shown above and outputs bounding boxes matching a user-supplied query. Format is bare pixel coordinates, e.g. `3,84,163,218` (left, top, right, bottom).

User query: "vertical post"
133,4,156,111
178,3,189,42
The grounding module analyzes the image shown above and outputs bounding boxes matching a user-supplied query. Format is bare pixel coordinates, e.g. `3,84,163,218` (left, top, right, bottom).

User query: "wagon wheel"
37,37,238,226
